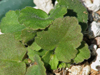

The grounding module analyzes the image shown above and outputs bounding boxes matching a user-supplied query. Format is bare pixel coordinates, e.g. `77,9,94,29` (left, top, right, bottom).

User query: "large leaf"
49,54,59,70
0,61,26,75
0,10,25,33
58,0,88,32
0,34,26,75
0,0,35,21
18,7,53,30
49,4,67,19
36,17,83,62
25,54,46,75
74,41,90,63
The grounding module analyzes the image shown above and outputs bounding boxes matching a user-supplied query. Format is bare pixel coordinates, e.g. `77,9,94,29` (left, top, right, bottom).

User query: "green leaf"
28,49,47,61
36,17,83,62
0,34,27,75
21,28,36,44
42,50,54,67
49,4,67,19
18,7,53,30
55,41,78,62
0,0,35,21
25,54,46,75
74,41,90,63
28,42,41,51
0,61,26,75
58,0,88,32
42,51,58,69
13,31,22,40
36,17,82,50
49,54,59,70
0,10,25,33
58,62,66,68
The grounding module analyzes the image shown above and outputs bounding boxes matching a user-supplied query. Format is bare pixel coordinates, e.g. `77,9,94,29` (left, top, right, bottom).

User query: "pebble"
91,48,100,71
33,0,54,14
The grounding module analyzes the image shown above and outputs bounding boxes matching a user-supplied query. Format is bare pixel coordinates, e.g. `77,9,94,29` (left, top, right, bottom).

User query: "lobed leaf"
49,4,67,19
0,10,25,33
25,54,46,75
74,41,90,63
36,17,83,62
58,0,88,32
18,7,53,30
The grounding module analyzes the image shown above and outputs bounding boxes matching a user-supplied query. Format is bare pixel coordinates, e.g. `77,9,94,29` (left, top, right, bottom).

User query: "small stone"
68,65,82,75
81,0,100,12
81,64,91,75
95,37,100,48
0,29,3,35
91,48,100,71
88,21,100,38
90,69,98,75
89,44,97,56
33,0,54,14
55,73,61,75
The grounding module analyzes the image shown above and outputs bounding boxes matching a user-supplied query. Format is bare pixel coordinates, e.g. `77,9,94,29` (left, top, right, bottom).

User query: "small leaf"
28,42,41,51
42,50,54,67
0,10,25,33
18,7,53,30
25,54,46,75
74,41,90,63
0,33,27,75
28,49,47,61
21,28,36,44
49,54,59,70
58,63,66,68
49,4,67,19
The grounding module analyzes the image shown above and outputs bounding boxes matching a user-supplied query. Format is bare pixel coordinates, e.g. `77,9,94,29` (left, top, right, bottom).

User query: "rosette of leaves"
35,17,90,67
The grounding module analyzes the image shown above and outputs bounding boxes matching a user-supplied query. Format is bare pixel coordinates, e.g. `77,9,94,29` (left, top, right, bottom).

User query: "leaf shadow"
77,41,85,50
64,9,77,17
79,22,88,32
